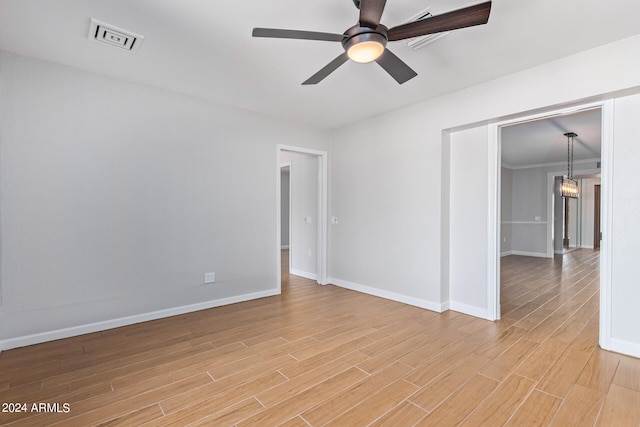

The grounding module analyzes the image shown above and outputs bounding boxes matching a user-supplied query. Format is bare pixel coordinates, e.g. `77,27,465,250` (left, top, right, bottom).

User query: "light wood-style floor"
1,249,640,426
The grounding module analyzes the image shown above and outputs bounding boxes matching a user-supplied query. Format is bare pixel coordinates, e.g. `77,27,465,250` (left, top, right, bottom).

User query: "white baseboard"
449,301,490,320
289,269,317,281
328,277,446,313
508,251,548,258
555,247,591,255
0,289,279,351
605,338,640,359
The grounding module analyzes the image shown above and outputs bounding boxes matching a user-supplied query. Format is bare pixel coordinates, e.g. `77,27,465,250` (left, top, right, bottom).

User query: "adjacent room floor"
0,249,638,425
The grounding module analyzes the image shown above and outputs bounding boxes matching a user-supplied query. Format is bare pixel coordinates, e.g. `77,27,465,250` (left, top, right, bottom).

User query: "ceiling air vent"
402,8,449,50
88,19,144,53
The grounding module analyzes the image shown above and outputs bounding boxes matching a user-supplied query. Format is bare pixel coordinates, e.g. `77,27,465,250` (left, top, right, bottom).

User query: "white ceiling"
501,108,602,168
1,0,639,129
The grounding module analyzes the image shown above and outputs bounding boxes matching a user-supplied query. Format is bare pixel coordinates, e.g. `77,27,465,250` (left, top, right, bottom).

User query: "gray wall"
0,52,330,345
501,167,513,255
510,167,548,256
503,165,600,257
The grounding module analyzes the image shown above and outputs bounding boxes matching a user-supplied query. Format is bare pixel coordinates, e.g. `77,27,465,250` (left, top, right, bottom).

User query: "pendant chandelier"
561,132,579,198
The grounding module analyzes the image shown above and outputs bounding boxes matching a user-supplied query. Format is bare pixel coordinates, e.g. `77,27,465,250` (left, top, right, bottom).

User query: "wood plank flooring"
1,249,640,426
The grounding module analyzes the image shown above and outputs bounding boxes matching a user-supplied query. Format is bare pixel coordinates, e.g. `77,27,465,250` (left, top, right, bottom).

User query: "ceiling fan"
252,0,492,85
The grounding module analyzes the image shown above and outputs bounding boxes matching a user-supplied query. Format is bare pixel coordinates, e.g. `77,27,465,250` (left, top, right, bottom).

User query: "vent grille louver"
402,8,450,50
88,19,144,53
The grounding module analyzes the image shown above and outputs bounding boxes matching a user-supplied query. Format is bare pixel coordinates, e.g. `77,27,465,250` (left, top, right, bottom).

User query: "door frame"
276,145,328,292
594,184,601,250
487,100,613,350
280,161,292,271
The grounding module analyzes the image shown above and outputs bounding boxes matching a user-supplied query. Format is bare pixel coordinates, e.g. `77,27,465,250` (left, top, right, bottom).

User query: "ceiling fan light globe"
347,40,385,63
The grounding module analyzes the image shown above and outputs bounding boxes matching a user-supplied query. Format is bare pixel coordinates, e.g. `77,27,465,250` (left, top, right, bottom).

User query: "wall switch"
303,216,312,224
331,216,339,224
204,272,216,284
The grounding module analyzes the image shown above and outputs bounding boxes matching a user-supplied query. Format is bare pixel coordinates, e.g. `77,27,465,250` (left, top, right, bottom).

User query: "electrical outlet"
204,272,216,284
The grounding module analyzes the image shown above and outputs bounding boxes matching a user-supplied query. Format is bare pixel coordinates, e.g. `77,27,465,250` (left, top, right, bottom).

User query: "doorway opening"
488,100,613,349
276,145,328,294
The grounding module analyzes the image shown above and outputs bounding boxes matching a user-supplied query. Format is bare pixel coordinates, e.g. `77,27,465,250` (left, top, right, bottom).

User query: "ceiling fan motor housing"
342,25,388,63
342,25,388,51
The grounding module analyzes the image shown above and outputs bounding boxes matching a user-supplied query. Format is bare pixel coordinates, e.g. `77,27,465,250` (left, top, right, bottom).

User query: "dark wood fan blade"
302,53,349,85
387,1,491,41
252,28,344,42
359,0,387,29
375,48,417,84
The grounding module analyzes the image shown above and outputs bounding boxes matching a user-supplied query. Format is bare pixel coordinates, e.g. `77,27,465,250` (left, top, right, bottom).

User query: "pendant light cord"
570,134,573,178
567,133,571,178
564,132,577,179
